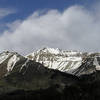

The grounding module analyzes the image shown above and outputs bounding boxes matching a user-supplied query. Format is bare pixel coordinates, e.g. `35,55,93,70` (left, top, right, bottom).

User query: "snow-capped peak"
34,47,61,55
26,47,83,73
0,51,18,65
41,47,60,55
0,51,12,64
27,47,82,57
0,51,23,76
39,47,81,55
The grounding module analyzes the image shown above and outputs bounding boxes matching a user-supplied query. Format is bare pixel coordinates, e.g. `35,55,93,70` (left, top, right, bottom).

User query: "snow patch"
0,52,11,64
7,55,20,72
94,57,100,70
66,57,82,61
20,59,29,72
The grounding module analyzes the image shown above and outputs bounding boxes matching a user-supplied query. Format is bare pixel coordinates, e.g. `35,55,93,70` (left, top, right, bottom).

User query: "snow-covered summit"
39,47,61,55
26,47,100,75
0,51,24,77
0,51,18,64
27,47,82,57
26,47,83,73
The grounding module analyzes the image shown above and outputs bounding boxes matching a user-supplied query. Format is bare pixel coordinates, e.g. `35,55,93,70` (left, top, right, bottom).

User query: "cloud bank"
0,5,100,55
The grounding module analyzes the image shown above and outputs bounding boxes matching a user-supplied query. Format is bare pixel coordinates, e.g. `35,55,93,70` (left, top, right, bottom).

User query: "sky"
0,0,100,55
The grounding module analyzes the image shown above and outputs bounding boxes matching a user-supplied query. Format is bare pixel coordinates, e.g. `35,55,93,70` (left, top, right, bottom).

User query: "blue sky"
0,0,100,54
0,0,96,24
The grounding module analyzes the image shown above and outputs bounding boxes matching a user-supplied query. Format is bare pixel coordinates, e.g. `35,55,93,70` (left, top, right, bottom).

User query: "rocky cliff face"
0,48,100,100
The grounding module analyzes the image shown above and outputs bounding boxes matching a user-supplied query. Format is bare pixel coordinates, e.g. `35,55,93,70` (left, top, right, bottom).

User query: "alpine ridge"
26,47,100,76
0,48,100,77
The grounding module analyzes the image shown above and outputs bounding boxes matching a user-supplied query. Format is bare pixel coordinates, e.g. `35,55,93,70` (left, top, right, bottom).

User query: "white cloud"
0,8,15,19
0,5,100,55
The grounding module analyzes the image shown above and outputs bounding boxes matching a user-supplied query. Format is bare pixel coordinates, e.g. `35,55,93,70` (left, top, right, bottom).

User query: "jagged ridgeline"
0,48,100,100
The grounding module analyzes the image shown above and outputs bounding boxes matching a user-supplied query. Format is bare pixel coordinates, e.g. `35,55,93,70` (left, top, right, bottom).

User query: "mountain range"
0,47,100,100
